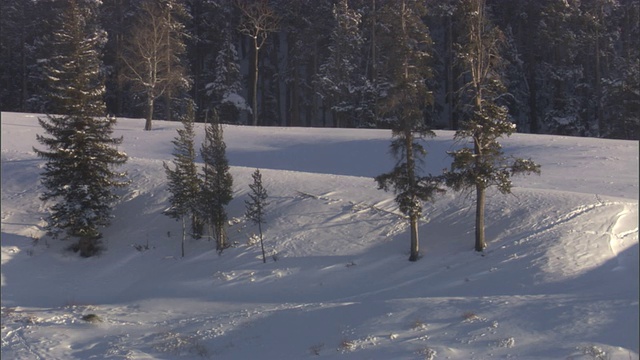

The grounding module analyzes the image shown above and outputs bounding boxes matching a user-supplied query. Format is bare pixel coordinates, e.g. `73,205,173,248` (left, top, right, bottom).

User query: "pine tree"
374,0,444,262
316,0,366,128
245,169,269,263
163,103,202,257
206,29,249,124
445,0,540,252
200,111,234,253
33,0,128,257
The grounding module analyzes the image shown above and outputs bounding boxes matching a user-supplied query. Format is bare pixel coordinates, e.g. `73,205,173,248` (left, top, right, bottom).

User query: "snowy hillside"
1,111,638,360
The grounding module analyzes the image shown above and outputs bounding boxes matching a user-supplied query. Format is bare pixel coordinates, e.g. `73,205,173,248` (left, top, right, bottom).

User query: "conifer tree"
375,0,444,262
33,0,128,257
445,0,540,252
163,103,201,257
601,1,640,140
245,169,269,263
101,0,135,117
206,29,248,124
0,0,38,111
200,111,234,253
316,0,365,128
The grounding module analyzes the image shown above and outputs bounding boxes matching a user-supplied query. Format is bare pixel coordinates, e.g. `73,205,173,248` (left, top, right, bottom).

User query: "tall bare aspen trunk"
146,96,154,131
252,37,259,126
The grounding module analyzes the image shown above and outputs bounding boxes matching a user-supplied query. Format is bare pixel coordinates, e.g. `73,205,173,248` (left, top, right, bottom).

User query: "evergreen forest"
1,0,638,139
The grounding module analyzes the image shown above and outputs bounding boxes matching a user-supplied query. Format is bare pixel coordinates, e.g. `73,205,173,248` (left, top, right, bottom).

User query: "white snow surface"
1,111,638,360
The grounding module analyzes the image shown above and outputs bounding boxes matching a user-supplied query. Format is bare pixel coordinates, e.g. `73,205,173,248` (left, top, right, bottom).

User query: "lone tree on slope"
34,0,128,257
245,169,269,263
164,103,202,257
375,0,444,262
445,0,540,252
200,111,234,253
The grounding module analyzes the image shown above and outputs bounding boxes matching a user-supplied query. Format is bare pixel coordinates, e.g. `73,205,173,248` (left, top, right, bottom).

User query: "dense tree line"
2,0,637,138
18,0,550,259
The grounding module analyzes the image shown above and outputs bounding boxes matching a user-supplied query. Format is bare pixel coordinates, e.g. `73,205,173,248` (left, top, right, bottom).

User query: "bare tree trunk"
370,0,376,81
308,39,319,127
471,0,486,250
473,88,485,251
475,185,486,251
19,3,28,111
409,214,419,261
404,117,420,262
594,18,603,136
216,225,226,253
258,221,266,263
445,13,455,129
400,0,420,262
370,0,379,126
181,215,186,258
272,33,283,126
321,102,327,127
252,38,259,126
292,68,300,127
116,36,124,115
527,63,538,134
221,228,226,250
333,109,339,128
165,8,173,123
237,0,279,125
20,24,27,111
145,95,154,130
285,85,292,126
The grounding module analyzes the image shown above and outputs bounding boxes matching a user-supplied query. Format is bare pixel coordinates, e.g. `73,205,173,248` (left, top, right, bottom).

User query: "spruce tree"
602,1,640,140
206,29,248,124
245,169,269,263
445,0,540,252
33,0,128,257
200,111,234,253
163,103,202,257
374,0,444,262
316,0,365,128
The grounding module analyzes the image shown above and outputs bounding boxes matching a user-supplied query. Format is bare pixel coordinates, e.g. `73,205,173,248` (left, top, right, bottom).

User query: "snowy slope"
1,111,638,360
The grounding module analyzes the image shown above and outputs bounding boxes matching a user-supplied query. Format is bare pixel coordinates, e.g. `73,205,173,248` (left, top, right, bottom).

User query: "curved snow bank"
2,112,638,359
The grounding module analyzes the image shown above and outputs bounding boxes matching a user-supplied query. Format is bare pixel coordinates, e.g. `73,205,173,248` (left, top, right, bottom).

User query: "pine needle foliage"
445,0,540,252
163,103,201,257
245,169,269,263
33,0,128,257
200,111,234,253
374,0,445,262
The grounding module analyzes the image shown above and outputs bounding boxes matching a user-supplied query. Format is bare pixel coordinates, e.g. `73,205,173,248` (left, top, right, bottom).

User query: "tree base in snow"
69,236,102,258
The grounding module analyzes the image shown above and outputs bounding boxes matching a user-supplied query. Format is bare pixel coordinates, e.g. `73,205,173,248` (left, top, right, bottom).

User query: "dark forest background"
1,0,638,139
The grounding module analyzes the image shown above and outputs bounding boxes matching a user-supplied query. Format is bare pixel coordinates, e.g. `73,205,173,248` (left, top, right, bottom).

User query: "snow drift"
1,112,638,359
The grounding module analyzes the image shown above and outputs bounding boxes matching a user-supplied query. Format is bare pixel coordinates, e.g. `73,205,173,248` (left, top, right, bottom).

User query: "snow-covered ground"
1,111,638,360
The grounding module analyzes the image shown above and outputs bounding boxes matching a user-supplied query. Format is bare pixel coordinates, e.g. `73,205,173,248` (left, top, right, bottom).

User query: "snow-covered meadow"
1,111,638,359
